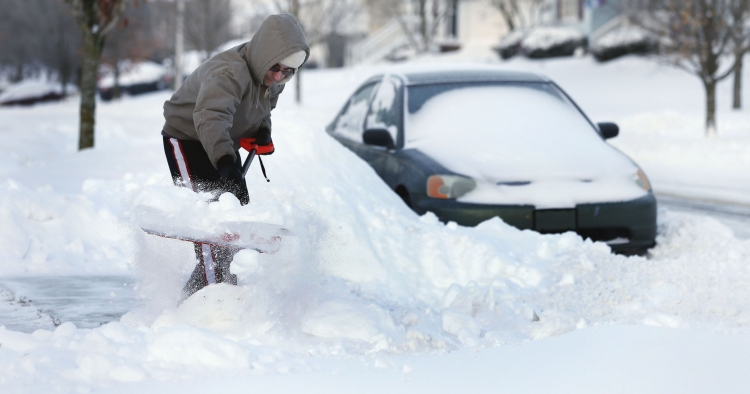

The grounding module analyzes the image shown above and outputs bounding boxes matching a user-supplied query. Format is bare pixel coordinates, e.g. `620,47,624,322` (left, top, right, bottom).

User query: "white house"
347,0,627,65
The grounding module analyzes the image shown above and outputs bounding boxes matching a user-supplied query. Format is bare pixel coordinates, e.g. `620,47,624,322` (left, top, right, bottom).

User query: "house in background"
555,0,630,42
346,0,628,65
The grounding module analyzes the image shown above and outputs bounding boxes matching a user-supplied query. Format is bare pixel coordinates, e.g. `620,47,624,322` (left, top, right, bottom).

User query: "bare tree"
636,0,739,137
184,0,234,61
0,0,81,95
729,0,750,109
490,0,547,32
374,0,452,53
263,0,361,102
0,1,41,82
102,2,161,99
65,0,129,150
40,1,82,97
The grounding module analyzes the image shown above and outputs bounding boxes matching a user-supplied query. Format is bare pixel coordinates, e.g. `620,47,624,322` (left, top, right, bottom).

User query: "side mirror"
598,122,619,139
363,128,396,149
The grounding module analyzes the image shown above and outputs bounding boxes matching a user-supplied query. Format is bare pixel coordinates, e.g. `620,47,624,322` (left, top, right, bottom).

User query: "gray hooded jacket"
162,14,309,168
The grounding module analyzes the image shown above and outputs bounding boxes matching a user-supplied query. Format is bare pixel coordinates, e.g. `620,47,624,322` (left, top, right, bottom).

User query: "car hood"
404,87,647,208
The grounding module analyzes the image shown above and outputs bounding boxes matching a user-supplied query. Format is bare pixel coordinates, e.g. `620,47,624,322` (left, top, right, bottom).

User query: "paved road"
657,194,750,240
0,276,137,332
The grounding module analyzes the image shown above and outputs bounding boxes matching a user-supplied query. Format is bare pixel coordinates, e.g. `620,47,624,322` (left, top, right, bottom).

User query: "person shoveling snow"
158,13,309,299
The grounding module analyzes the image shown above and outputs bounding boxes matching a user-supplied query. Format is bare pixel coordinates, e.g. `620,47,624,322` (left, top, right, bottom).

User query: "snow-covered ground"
1,52,750,393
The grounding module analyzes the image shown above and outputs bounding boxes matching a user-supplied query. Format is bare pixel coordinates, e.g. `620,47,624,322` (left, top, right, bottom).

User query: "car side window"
332,83,378,142
364,75,401,145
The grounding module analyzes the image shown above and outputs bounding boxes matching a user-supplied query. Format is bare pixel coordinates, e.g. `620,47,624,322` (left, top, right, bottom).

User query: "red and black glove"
242,128,274,155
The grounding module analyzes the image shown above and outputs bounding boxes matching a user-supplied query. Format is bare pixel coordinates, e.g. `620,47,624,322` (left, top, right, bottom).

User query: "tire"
395,186,412,208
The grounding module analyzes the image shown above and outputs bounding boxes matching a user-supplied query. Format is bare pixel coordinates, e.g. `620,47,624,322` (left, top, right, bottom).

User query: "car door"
361,75,403,187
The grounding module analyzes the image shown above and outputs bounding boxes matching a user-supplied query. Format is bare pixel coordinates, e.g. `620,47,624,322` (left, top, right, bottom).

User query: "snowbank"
0,80,75,106
2,55,750,392
98,61,169,90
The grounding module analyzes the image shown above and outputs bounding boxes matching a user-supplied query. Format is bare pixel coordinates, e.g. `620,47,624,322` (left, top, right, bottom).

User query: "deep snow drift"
1,54,750,392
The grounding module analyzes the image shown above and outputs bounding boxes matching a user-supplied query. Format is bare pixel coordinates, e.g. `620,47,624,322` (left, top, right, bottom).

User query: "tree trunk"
112,35,121,100
79,31,102,150
13,62,24,82
61,71,70,98
113,62,121,100
419,0,428,51
174,0,185,91
292,0,300,104
734,51,743,110
704,79,717,138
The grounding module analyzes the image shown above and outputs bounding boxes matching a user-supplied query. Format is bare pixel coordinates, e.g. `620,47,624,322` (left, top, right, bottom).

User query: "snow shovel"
239,137,274,181
140,138,285,254
141,221,288,254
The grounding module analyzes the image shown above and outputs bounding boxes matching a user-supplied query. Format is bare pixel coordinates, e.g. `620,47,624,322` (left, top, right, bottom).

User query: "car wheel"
395,186,412,208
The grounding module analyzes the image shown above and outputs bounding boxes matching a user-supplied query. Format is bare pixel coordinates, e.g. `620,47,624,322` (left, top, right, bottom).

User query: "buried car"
326,67,656,255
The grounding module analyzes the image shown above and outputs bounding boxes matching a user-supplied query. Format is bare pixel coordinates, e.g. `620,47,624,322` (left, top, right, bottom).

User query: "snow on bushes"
522,27,586,59
591,27,658,62
495,27,586,60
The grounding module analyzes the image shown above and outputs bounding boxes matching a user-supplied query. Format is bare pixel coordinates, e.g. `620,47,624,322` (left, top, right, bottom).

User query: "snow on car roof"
364,64,547,86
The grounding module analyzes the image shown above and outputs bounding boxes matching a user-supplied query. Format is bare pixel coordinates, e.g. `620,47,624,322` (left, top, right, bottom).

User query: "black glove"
217,155,242,181
254,128,273,147
216,155,249,204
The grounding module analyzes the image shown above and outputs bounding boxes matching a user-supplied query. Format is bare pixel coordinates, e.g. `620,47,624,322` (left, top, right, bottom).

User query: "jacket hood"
243,14,310,87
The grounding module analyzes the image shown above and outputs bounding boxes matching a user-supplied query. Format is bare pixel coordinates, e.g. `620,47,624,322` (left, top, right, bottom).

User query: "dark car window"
364,75,402,144
331,83,378,142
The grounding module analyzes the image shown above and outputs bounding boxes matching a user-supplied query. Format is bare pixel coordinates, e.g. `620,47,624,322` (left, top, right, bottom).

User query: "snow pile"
0,179,131,276
0,80,74,105
2,56,750,391
3,202,750,389
99,61,169,90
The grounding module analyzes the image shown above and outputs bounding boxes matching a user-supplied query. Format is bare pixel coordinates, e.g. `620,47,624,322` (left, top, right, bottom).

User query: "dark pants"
163,136,247,299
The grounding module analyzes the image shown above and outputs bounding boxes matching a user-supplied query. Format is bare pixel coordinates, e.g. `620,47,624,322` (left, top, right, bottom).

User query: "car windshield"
403,81,633,185
405,82,598,146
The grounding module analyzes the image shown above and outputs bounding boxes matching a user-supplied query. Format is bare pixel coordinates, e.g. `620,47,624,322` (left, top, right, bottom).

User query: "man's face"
263,63,295,86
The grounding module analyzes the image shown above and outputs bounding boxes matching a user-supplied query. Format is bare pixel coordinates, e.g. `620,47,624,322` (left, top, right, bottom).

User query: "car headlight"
426,175,476,199
634,169,651,191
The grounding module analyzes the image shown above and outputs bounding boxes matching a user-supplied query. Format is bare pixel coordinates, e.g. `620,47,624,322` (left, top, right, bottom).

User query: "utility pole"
292,0,301,104
174,0,185,90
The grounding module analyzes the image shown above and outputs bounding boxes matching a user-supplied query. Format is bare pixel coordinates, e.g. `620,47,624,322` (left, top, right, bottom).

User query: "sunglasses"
269,63,295,77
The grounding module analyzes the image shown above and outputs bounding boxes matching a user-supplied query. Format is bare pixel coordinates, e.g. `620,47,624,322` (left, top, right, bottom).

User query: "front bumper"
415,193,657,255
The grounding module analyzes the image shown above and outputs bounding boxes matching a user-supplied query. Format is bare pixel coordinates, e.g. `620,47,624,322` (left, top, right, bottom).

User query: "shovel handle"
242,148,256,178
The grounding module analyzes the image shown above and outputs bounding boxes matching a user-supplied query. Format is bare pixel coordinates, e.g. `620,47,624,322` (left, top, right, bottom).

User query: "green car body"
326,69,657,255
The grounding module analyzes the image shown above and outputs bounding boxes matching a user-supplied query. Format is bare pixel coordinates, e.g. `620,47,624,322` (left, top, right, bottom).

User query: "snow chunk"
147,325,251,370
301,299,399,343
